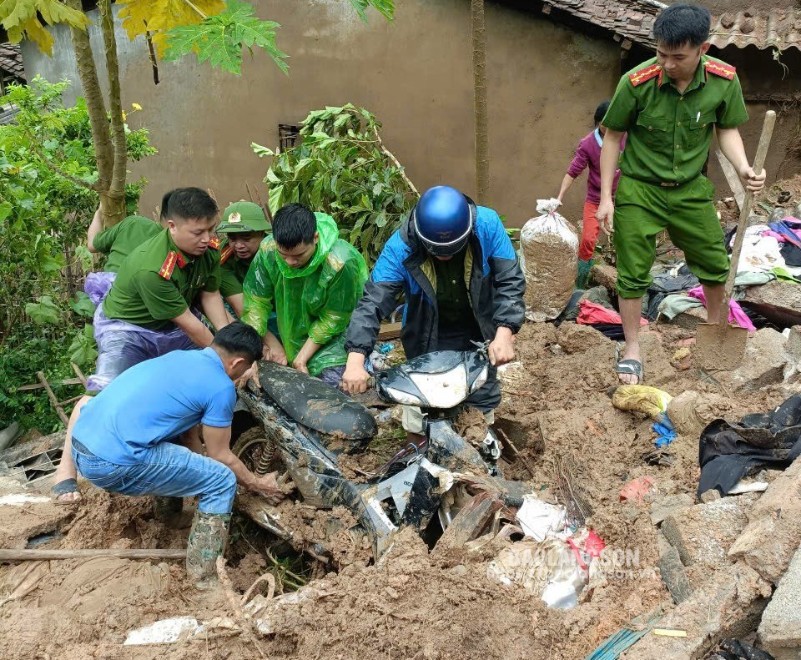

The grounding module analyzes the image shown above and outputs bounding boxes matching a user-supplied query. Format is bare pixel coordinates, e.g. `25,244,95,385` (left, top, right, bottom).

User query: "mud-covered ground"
1,319,799,659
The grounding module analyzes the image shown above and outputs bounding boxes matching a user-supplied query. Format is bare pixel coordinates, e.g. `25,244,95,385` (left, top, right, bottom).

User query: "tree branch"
371,125,418,196
26,136,98,192
471,0,489,203
98,0,128,226
65,0,114,200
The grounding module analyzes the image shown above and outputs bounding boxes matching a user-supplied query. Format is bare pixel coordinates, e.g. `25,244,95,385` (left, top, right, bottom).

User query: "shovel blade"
695,322,748,371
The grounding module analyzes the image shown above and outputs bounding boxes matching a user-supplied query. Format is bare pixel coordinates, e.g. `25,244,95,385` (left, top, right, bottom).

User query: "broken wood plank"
36,372,69,426
17,377,83,392
434,491,503,553
378,321,402,341
0,548,186,562
715,149,746,210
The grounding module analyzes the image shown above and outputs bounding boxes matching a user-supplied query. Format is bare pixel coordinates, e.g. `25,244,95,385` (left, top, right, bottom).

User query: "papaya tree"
0,0,395,227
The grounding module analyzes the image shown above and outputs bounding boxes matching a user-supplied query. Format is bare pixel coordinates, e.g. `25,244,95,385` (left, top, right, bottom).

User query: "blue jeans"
72,438,237,515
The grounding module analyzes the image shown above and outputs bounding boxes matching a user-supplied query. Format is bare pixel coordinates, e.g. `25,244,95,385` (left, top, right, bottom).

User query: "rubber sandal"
616,359,644,384
52,478,81,504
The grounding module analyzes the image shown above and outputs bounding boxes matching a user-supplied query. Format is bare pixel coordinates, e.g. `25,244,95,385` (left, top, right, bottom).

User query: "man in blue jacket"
341,185,525,441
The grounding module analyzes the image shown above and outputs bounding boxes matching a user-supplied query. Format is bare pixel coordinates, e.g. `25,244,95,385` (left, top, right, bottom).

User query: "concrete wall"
22,0,621,227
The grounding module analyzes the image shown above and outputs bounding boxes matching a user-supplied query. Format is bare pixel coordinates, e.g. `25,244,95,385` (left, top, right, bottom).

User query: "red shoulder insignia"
629,63,662,87
175,251,188,269
220,244,234,265
705,60,736,80
208,236,221,250
159,251,178,280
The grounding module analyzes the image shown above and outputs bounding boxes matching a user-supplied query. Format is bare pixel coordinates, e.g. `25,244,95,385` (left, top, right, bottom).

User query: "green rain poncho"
242,213,368,376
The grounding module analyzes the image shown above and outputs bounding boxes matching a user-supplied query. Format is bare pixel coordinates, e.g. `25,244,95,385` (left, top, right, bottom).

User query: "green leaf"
68,323,98,367
0,200,11,222
75,244,93,271
348,0,395,21
252,142,275,158
163,0,289,75
26,295,61,325
69,291,96,318
268,184,284,214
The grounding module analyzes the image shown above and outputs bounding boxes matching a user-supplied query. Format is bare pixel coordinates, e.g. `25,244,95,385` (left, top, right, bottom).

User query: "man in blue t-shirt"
71,322,283,587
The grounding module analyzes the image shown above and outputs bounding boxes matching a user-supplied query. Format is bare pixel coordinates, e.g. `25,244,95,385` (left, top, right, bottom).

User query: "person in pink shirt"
557,101,625,287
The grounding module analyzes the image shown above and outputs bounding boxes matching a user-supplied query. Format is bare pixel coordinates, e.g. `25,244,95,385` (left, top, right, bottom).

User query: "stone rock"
650,493,694,525
743,280,801,328
622,561,771,659
661,494,759,569
556,322,610,354
658,533,693,604
758,545,801,660
729,457,801,585
700,489,721,503
589,262,617,291
786,325,801,363
729,328,788,391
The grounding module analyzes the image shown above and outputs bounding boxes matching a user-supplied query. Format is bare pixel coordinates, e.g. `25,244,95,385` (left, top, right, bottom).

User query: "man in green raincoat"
242,203,368,386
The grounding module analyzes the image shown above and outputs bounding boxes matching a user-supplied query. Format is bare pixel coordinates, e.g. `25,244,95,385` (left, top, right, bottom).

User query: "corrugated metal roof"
0,43,25,80
542,1,801,52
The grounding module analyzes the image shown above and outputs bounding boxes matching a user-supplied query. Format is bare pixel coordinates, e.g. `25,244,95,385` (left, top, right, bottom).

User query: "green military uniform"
216,201,271,298
102,229,222,330
602,55,749,298
92,215,162,273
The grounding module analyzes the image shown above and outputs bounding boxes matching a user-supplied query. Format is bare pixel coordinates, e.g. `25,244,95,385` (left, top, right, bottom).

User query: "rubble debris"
660,494,759,570
621,562,771,659
515,495,566,542
785,325,801,363
742,280,801,328
123,617,203,645
757,544,801,660
658,532,693,604
650,493,693,525
729,457,801,585
434,491,503,553
729,328,789,390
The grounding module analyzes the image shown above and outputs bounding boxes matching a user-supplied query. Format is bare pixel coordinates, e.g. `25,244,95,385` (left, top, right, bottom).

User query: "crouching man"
70,322,284,586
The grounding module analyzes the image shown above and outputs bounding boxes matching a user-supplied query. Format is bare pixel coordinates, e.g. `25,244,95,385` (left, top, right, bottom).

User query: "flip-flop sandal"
616,359,644,384
614,343,644,384
52,478,81,504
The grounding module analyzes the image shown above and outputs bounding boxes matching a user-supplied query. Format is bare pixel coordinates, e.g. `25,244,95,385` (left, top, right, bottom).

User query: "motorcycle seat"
257,361,377,440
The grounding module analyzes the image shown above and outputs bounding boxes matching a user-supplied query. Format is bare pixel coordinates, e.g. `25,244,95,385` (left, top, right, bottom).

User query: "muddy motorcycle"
235,346,525,559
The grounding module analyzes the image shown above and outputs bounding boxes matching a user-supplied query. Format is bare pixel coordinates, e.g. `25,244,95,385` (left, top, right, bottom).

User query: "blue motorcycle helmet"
412,186,474,257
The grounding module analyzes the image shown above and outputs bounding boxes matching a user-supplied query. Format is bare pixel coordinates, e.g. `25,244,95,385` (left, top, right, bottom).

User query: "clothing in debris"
698,394,801,497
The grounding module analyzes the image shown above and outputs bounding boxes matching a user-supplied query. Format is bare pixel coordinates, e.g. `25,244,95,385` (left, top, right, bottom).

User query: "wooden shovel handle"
724,110,776,297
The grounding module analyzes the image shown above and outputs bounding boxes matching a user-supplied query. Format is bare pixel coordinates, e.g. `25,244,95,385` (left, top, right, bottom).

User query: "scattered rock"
650,493,694,525
700,489,721,504
785,325,801,363
622,562,771,659
758,545,801,659
728,457,801,585
661,494,759,570
670,347,692,370
729,328,788,391
742,280,801,328
658,532,692,604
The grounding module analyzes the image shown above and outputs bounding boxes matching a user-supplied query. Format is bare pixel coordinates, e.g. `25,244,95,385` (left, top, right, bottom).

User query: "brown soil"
1,320,798,658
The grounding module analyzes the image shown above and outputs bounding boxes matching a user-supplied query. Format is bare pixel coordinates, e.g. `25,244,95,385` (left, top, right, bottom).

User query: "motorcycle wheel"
231,433,281,476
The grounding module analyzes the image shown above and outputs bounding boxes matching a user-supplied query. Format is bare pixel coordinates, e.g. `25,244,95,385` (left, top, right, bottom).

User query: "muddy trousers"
72,439,237,514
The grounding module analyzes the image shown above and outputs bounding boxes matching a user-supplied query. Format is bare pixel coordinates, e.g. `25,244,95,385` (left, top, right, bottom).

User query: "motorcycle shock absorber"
254,438,277,476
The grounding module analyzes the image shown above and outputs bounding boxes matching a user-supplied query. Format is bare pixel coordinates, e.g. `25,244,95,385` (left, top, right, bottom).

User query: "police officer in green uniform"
216,201,271,317
596,3,766,384
52,188,229,502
